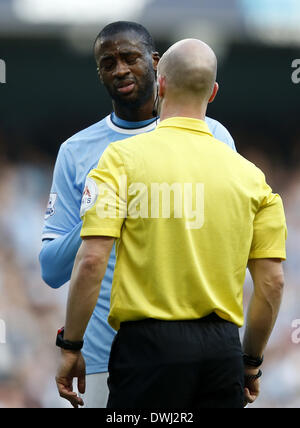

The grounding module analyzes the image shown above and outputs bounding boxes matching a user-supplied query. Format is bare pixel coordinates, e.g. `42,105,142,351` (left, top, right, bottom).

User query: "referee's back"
81,116,286,331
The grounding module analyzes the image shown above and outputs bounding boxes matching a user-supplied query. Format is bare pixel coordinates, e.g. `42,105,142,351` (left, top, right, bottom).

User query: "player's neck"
112,96,156,122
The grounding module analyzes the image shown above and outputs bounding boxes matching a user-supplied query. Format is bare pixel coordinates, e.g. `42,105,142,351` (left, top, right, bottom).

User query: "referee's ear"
157,75,165,98
208,82,219,104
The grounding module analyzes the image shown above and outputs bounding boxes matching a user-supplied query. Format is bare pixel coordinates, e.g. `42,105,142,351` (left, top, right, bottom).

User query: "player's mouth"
116,81,136,95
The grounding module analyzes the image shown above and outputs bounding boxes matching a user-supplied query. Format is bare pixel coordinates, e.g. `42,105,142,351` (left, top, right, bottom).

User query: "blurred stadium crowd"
0,130,299,408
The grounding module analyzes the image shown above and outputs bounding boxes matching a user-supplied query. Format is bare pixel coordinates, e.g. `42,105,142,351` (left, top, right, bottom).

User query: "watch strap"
56,327,84,351
243,353,264,368
245,369,262,382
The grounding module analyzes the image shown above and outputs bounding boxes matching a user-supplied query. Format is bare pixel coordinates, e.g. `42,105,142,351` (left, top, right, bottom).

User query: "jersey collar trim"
106,114,158,135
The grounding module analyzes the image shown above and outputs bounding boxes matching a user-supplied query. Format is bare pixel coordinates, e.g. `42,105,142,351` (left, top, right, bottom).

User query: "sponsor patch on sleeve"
45,193,57,220
80,177,99,218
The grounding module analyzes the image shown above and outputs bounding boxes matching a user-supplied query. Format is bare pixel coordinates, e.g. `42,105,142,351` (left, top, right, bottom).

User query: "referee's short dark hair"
94,21,156,57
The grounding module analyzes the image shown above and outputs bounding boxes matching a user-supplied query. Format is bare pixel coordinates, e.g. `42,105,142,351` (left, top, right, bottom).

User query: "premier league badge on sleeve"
80,177,98,218
45,193,57,219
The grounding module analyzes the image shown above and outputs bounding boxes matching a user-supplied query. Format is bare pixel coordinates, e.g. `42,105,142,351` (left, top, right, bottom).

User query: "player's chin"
114,91,140,106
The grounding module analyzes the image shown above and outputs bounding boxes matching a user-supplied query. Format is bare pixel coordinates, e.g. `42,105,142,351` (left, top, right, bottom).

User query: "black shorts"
107,314,244,409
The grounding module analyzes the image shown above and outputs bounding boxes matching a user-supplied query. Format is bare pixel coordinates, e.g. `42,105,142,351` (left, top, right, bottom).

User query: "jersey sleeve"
42,142,82,240
39,223,82,288
249,177,287,260
80,144,127,239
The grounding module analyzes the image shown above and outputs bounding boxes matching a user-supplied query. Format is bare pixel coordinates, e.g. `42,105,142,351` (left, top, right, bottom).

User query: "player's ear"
97,67,104,83
208,82,219,104
152,52,160,72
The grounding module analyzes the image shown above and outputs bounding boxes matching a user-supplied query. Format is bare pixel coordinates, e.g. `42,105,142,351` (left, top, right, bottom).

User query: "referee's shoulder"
223,144,266,182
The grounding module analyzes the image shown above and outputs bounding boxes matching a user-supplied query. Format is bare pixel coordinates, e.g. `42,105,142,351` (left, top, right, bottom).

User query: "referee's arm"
243,258,284,360
242,181,287,405
242,258,284,405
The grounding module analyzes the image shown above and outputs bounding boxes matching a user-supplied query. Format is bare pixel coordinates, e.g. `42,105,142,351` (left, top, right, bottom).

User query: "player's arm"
39,143,83,288
39,223,82,288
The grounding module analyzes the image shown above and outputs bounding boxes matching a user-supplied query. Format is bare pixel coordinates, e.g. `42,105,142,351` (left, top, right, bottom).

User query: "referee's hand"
56,349,86,408
243,369,260,407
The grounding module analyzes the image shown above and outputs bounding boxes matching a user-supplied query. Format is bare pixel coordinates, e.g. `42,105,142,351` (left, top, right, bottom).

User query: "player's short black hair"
94,21,156,56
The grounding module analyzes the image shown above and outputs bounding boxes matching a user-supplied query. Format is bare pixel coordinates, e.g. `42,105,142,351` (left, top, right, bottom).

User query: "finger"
77,396,84,407
58,386,78,401
68,391,84,408
58,388,82,408
78,375,86,395
56,380,77,399
70,395,83,409
244,387,256,404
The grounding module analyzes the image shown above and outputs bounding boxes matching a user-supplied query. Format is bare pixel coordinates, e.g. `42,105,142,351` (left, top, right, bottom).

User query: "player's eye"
101,60,115,71
125,55,139,65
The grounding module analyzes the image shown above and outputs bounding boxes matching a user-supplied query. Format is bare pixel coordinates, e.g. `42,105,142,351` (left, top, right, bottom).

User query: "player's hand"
56,349,86,408
243,369,260,407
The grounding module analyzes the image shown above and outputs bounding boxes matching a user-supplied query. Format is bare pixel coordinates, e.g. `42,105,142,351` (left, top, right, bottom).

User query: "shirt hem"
248,250,286,260
85,365,108,375
81,228,120,238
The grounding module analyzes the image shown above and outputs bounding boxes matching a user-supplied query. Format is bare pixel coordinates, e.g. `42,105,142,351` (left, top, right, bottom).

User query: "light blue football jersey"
40,113,236,374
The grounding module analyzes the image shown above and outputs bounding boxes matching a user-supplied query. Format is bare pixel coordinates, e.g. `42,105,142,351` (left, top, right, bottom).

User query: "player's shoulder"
205,115,235,143
205,116,229,133
54,115,110,165
63,115,109,149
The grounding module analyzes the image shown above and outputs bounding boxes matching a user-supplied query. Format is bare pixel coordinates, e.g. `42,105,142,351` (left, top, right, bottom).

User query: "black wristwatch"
243,353,264,368
56,327,84,351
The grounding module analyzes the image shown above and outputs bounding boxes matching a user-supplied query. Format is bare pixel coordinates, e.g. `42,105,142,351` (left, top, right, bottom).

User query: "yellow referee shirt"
80,117,287,330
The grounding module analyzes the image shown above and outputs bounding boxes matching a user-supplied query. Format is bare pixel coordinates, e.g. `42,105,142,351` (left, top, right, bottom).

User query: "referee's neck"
159,98,207,122
160,109,206,122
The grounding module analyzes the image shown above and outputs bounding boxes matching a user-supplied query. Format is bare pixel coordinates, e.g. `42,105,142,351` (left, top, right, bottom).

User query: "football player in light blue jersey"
40,21,236,408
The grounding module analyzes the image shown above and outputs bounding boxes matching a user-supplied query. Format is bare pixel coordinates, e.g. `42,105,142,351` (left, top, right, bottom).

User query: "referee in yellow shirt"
56,39,287,408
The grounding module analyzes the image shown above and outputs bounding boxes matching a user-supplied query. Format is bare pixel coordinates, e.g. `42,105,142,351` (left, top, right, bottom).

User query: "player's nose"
113,60,130,78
